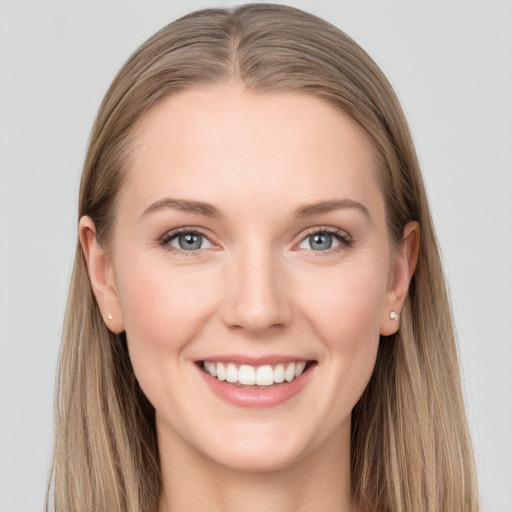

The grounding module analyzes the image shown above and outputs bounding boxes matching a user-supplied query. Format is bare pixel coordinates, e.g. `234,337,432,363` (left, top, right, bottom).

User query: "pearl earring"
390,311,399,320
107,314,113,321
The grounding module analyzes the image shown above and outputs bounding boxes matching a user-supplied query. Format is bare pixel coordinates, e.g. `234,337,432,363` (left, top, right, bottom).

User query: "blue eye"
309,232,336,251
164,231,213,251
297,228,351,252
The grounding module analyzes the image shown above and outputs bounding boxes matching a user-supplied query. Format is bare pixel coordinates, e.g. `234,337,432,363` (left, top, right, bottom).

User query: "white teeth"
295,361,306,377
226,363,238,383
216,362,227,381
284,363,296,382
255,365,274,386
203,361,310,386
239,365,256,385
273,363,285,383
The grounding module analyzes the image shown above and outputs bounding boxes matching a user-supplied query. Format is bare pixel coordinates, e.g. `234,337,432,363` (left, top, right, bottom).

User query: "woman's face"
85,84,411,472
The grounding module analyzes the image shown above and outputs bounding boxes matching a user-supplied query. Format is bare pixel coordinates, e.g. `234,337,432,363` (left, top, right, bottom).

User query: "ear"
380,221,420,336
79,216,125,334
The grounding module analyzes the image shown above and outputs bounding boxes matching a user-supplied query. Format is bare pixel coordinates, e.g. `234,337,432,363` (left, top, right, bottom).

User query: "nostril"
229,320,286,337
224,299,292,335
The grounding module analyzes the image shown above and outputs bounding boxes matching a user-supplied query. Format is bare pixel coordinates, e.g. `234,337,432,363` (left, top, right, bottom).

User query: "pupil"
179,233,201,250
311,233,332,250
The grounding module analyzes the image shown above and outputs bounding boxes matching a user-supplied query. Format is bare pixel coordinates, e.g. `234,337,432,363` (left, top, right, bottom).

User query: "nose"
221,246,293,336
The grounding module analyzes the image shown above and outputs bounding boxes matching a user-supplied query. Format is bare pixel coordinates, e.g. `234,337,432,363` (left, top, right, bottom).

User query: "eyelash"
299,226,354,256
158,226,353,257
159,228,211,256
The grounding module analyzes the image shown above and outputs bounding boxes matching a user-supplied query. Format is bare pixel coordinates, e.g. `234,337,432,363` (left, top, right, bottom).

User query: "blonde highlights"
47,4,478,511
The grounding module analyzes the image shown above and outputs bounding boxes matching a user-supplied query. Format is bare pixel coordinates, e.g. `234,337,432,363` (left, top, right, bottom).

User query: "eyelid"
294,226,353,253
159,227,219,255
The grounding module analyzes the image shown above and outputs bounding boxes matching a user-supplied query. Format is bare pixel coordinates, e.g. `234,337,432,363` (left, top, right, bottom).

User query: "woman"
46,4,479,511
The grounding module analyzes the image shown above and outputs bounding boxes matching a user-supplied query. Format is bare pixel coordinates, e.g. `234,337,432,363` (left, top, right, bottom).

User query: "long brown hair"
46,4,478,511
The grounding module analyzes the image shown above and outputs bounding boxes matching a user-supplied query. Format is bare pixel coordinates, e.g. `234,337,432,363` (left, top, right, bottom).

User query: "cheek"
113,253,219,370
294,256,387,400
297,257,388,345
112,252,226,424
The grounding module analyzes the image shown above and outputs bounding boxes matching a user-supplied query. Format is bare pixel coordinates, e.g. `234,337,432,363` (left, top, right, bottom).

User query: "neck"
157,422,355,512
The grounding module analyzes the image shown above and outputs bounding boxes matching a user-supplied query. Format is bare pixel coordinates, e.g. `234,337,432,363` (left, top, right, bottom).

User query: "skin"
80,84,419,512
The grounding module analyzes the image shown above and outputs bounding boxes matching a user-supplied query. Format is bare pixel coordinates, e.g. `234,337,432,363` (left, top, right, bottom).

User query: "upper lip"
197,355,314,365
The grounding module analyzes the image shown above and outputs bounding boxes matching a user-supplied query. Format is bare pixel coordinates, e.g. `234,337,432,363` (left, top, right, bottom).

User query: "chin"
189,417,329,474
202,438,306,473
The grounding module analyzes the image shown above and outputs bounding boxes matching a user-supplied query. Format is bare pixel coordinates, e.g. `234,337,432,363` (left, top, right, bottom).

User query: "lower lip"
197,364,315,408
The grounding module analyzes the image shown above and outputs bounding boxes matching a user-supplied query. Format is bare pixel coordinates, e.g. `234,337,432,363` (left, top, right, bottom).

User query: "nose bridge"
222,240,291,334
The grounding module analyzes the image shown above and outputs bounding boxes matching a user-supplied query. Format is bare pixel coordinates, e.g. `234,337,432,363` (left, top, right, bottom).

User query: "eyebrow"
293,199,371,220
140,197,370,221
140,198,223,220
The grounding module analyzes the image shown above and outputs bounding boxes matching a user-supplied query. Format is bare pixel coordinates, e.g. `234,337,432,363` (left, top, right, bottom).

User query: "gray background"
0,1,511,511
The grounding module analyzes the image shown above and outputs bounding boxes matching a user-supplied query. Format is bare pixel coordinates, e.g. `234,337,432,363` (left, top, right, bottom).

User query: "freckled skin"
81,84,417,510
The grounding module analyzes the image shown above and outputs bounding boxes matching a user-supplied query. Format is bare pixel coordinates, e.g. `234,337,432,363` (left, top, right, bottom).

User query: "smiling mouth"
199,360,316,388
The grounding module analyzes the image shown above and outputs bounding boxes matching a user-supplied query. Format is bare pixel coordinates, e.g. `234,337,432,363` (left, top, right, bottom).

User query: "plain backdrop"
0,1,511,511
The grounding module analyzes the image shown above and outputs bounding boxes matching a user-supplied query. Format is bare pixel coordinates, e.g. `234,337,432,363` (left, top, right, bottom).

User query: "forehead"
120,84,384,222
